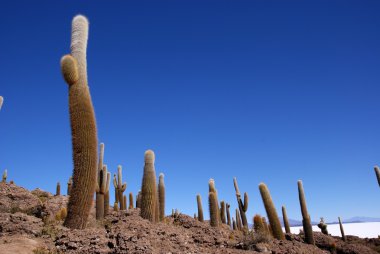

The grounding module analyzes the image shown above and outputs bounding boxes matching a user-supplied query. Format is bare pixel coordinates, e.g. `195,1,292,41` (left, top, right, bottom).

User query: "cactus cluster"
113,165,127,210
233,178,249,230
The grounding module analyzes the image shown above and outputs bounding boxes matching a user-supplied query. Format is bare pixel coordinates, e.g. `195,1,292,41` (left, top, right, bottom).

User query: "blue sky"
1,1,379,223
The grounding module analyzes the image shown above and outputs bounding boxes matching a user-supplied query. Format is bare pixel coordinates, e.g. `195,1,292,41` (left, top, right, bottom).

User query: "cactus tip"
144,150,155,163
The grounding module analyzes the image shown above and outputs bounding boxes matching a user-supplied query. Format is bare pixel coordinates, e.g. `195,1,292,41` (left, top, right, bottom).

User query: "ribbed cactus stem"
62,15,98,230
338,217,347,241
67,177,73,195
208,191,219,227
226,203,231,227
220,201,226,224
297,180,315,244
141,150,157,222
258,183,284,240
233,177,248,230
2,169,7,183
158,173,165,221
196,194,204,222
129,192,134,209
282,205,291,234
56,182,61,196
374,166,380,187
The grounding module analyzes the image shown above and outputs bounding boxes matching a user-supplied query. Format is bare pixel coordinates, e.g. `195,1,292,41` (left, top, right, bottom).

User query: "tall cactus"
208,191,219,227
258,183,284,240
96,164,109,220
56,182,61,196
67,177,73,195
129,192,134,209
113,165,127,210
220,201,226,224
208,179,220,223
282,205,291,234
233,177,248,230
2,169,7,183
226,203,231,227
196,194,204,222
297,180,314,244
62,15,98,230
374,166,380,187
158,173,165,221
141,150,157,222
338,217,347,241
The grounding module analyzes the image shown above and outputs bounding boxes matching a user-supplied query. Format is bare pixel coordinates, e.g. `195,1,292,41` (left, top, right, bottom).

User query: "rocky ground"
0,182,379,254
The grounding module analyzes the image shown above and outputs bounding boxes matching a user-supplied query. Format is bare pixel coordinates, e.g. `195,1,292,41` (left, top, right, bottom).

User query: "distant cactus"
196,194,204,222
67,177,73,196
282,205,291,234
136,190,142,208
262,217,270,235
374,166,380,187
194,213,197,219
253,214,266,234
233,177,248,230
220,201,226,224
56,182,61,196
208,191,219,227
113,165,127,210
236,208,242,231
123,195,127,211
62,15,98,230
232,217,237,230
226,203,231,227
0,96,3,110
338,217,347,241
96,164,109,220
129,192,134,209
258,183,284,240
141,150,157,223
113,202,119,212
298,180,314,244
104,171,111,216
208,179,220,223
158,173,165,221
2,169,7,183
318,217,328,235
9,180,14,184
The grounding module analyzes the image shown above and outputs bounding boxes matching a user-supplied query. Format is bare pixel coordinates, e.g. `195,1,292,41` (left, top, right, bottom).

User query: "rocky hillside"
0,182,378,254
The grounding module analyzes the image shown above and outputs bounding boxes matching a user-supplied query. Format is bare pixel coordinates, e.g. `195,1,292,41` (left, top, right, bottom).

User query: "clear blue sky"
1,1,379,223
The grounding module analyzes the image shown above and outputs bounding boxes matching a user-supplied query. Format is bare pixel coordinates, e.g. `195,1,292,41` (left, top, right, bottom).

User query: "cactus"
104,170,111,216
113,165,127,210
232,217,237,230
220,201,226,224
123,195,127,211
196,194,204,222
208,191,219,227
208,179,220,222
67,177,73,196
262,216,270,235
194,213,197,219
96,164,109,220
226,203,232,227
374,166,380,187
141,150,157,222
282,205,291,234
62,15,98,230
56,182,61,196
258,183,284,240
253,214,266,234
136,190,142,208
297,180,315,244
318,217,328,235
158,173,165,221
233,177,249,230
129,192,134,209
235,209,242,231
338,217,346,241
0,96,3,110
113,202,119,212
2,169,7,183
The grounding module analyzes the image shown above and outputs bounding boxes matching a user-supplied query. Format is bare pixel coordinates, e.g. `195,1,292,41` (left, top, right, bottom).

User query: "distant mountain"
341,217,380,223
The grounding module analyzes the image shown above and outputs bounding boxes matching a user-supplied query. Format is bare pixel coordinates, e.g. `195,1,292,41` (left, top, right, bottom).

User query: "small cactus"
318,217,328,235
96,164,110,220
298,180,314,244
338,217,347,241
233,177,248,230
67,177,73,196
208,191,219,227
226,203,231,227
258,183,284,240
113,165,127,210
56,182,61,196
196,194,204,222
158,173,165,221
220,201,226,224
282,205,291,234
2,169,7,183
113,202,119,212
129,192,134,209
253,214,266,234
374,166,380,187
123,195,127,211
140,150,157,223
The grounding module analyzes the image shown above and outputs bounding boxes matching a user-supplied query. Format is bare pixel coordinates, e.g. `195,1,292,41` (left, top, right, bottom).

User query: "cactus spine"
113,165,127,210
196,194,204,222
2,169,7,183
374,166,380,187
233,177,248,230
226,203,231,227
56,182,61,196
96,164,109,220
67,177,73,195
297,180,314,244
62,15,98,229
141,150,157,222
220,201,226,224
158,173,165,221
258,183,284,240
282,205,291,234
338,217,346,241
129,192,134,209
208,191,219,227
